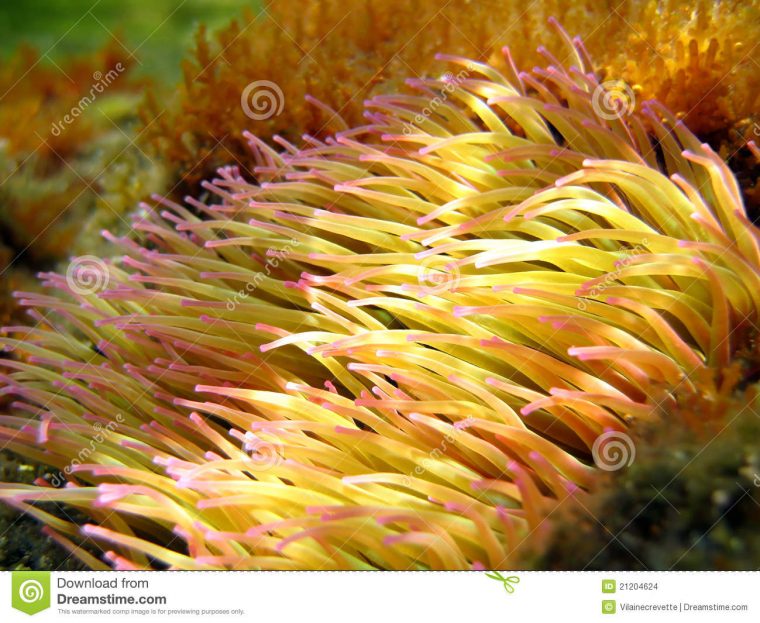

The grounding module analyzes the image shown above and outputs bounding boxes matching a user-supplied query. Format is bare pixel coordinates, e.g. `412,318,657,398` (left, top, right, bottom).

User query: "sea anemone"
142,0,760,186
1,25,758,570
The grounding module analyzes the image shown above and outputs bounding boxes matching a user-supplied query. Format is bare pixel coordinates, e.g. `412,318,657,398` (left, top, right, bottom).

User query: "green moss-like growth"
539,387,760,570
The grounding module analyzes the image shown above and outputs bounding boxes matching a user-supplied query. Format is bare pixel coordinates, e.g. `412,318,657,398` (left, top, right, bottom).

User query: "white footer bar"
1,571,755,622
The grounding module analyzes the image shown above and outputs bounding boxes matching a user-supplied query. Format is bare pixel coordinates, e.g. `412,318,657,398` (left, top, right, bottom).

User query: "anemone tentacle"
1,31,757,570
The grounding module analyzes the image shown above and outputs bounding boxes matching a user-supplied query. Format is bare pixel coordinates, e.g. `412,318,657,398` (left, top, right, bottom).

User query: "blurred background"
0,0,253,79
0,0,252,329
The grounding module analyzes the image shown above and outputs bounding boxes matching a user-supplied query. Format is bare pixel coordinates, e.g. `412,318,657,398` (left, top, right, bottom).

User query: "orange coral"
0,41,160,331
0,42,131,161
0,41,144,264
141,0,760,187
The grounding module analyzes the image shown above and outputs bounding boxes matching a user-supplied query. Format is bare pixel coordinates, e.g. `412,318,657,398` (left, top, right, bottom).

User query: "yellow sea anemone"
142,0,760,186
1,27,758,570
